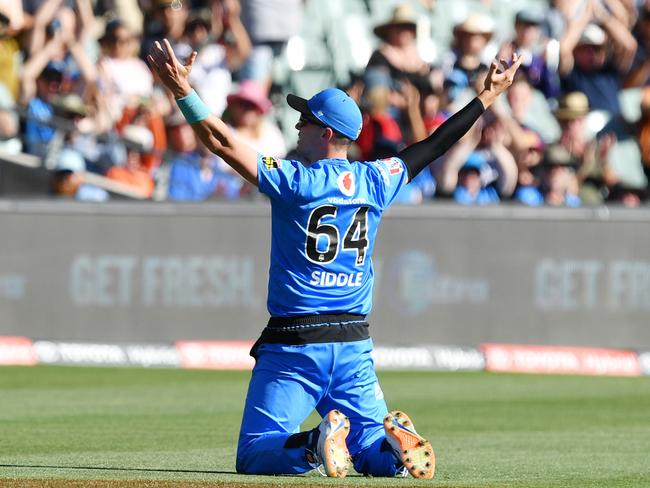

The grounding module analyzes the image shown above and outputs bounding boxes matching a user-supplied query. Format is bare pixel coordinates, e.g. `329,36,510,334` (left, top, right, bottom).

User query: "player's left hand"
484,53,523,95
147,38,197,99
479,53,523,108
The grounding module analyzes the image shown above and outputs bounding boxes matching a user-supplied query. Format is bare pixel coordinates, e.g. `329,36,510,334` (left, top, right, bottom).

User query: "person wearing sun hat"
226,80,285,157
449,12,497,86
148,34,523,479
227,79,272,114
372,3,417,40
366,3,432,95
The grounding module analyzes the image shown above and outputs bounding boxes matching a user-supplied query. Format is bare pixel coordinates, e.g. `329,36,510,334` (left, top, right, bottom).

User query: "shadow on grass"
0,464,236,475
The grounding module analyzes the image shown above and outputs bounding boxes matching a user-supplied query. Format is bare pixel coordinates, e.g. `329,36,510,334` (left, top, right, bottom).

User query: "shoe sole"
319,409,351,478
384,410,435,479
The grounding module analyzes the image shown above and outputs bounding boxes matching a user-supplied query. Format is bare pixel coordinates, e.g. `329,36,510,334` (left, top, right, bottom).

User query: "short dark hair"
331,132,353,148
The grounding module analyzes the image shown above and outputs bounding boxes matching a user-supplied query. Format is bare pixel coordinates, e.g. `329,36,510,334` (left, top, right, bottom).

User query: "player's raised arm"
397,53,523,182
147,39,259,186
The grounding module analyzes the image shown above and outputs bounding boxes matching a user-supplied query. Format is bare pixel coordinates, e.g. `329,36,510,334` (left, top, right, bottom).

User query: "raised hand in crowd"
401,80,427,143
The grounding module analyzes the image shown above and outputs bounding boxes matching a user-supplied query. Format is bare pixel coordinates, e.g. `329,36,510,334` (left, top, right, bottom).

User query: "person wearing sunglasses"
148,37,522,480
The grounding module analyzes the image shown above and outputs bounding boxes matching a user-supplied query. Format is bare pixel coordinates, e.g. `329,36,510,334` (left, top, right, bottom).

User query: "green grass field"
1,366,649,488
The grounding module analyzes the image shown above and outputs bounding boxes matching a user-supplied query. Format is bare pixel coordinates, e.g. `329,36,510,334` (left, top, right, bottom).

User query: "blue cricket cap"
287,88,363,141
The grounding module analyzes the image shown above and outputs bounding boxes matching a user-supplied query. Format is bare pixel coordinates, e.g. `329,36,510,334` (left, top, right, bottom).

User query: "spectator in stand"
596,82,650,200
174,2,251,116
27,0,96,58
366,4,433,110
239,0,302,88
97,0,144,36
504,72,560,144
113,97,167,172
554,91,592,155
437,114,518,205
48,92,88,165
559,0,637,116
225,80,285,157
51,168,109,201
22,61,64,157
445,13,496,87
512,128,546,206
99,20,168,170
551,91,622,205
420,71,450,135
98,20,155,121
452,153,500,206
140,0,188,60
166,108,247,201
606,182,647,207
499,6,561,100
167,144,223,201
166,111,214,200
0,1,24,102
356,68,407,162
20,0,97,103
40,91,110,201
106,124,155,197
538,144,582,207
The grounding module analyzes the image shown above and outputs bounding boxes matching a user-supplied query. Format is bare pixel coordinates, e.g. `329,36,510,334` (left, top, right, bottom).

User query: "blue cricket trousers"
235,338,400,476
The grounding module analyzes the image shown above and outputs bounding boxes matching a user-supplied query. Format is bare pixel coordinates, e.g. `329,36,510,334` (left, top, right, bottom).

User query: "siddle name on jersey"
310,270,363,287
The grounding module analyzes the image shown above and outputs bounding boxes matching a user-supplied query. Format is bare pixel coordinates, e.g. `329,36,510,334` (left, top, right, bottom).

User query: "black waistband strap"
251,313,370,357
266,313,367,330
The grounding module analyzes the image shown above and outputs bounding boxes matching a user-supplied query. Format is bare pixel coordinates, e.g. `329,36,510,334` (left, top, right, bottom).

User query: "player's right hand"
147,38,197,99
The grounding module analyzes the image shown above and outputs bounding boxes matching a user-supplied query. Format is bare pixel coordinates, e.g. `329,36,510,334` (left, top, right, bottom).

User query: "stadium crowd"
1,0,650,206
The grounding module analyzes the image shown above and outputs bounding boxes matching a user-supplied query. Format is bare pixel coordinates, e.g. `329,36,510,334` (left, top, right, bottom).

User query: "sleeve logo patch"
382,157,403,175
263,156,282,170
370,160,390,185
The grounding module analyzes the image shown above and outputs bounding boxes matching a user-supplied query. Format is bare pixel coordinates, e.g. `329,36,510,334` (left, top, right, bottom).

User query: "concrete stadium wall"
1,200,649,349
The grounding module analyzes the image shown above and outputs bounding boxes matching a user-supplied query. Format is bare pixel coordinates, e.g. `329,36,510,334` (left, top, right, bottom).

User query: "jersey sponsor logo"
337,171,355,196
327,197,367,205
309,270,363,287
382,157,403,175
262,156,281,170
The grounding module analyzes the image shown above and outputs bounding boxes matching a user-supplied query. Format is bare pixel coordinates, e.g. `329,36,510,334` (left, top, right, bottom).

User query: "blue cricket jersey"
257,154,408,317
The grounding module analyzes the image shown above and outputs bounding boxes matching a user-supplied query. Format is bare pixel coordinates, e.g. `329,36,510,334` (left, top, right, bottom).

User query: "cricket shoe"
306,409,352,478
384,410,435,479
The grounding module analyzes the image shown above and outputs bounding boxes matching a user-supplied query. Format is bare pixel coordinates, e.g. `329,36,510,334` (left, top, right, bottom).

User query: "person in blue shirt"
24,62,65,157
453,152,501,205
148,39,522,480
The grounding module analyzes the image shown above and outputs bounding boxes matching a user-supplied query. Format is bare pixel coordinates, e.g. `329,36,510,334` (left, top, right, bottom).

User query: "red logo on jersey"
337,171,355,196
343,173,352,191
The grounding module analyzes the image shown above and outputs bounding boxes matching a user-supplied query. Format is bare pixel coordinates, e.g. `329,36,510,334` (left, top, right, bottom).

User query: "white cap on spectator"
577,24,606,46
122,125,154,152
454,13,495,38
